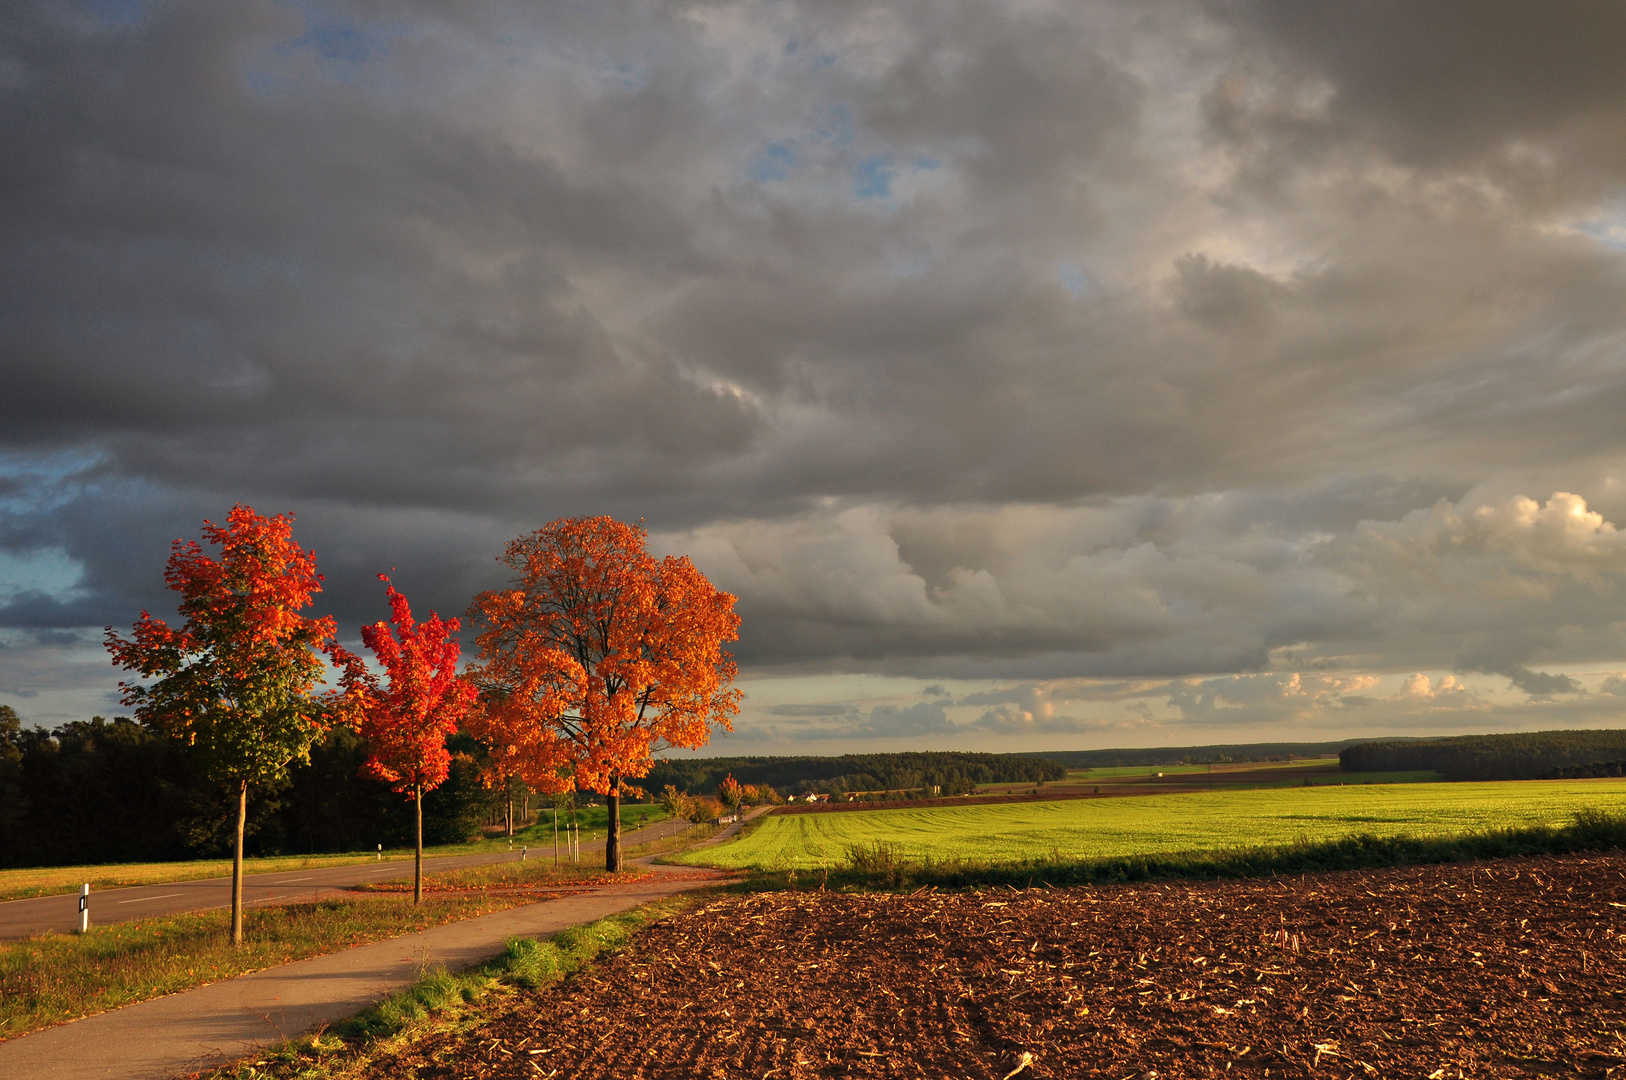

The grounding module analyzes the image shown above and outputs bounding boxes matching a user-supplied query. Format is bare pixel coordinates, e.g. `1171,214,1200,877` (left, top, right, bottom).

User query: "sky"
4,1,1626,755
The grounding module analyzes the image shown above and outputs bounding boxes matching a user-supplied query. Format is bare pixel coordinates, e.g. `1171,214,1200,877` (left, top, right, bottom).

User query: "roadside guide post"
522,846,527,862
78,884,89,933
376,843,382,861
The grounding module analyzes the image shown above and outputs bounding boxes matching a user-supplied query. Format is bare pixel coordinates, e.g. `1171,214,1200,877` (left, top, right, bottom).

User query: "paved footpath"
0,859,737,1080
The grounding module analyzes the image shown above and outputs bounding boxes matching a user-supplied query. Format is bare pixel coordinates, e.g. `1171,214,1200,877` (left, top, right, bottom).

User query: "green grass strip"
0,861,617,1040
206,895,695,1080
744,807,1626,892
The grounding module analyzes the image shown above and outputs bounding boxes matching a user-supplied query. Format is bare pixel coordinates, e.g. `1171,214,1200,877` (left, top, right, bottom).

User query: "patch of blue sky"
783,36,838,70
0,549,85,605
814,103,856,147
751,141,799,183
0,448,103,517
247,5,410,93
82,0,150,27
1570,199,1626,251
595,58,651,93
1057,260,1095,299
853,153,894,199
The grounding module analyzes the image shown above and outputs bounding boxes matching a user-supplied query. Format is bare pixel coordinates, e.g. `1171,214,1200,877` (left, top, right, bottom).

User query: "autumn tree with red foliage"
467,517,740,871
329,576,478,903
105,505,335,944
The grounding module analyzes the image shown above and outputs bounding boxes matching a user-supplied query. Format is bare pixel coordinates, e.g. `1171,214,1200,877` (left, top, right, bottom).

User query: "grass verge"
624,821,724,859
201,894,698,1080
353,858,639,894
0,804,670,902
741,807,1626,892
0,861,619,1040
0,854,430,903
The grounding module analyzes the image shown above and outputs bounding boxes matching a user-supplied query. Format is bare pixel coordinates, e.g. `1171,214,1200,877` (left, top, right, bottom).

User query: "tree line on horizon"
1338,729,1626,781
643,751,1063,798
0,707,509,869
0,711,1066,869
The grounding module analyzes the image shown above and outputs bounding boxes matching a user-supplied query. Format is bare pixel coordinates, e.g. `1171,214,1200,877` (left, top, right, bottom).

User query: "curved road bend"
0,818,685,941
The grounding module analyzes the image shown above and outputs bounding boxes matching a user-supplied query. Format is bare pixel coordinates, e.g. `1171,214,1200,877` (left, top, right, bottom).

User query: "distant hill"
1033,740,1372,770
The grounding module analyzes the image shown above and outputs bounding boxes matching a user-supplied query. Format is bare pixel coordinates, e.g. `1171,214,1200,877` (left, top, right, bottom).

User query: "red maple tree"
106,505,335,944
329,576,477,903
467,516,741,871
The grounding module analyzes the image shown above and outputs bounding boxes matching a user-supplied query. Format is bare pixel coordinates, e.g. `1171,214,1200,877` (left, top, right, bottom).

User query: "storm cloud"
3,1,1625,743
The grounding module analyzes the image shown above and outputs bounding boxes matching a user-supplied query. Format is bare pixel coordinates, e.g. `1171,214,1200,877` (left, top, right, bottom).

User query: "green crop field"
675,779,1626,870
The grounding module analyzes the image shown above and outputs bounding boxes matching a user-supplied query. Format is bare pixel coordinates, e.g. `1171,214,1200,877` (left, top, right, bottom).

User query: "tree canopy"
329,575,478,902
467,516,740,869
104,504,336,942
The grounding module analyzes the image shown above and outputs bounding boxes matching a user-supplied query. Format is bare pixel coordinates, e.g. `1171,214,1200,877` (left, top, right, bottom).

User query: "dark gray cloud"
1217,1,1626,186
3,1,1626,737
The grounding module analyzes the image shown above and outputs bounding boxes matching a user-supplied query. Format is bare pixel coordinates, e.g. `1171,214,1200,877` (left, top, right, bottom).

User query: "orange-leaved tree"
466,516,740,871
328,575,478,904
105,505,335,945
718,774,743,812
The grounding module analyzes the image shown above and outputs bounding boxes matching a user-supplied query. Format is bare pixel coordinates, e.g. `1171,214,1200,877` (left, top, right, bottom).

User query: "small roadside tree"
717,774,743,813
105,505,335,945
467,516,740,871
328,576,477,904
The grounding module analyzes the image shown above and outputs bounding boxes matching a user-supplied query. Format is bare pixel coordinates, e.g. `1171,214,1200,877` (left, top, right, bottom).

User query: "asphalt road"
0,821,682,940
0,859,736,1080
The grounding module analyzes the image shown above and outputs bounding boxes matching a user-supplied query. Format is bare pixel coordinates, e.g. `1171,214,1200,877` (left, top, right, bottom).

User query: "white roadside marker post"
376,843,382,861
78,884,89,933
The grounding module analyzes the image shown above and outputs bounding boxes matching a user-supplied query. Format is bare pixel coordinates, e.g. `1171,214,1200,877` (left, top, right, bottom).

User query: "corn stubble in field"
359,853,1625,1079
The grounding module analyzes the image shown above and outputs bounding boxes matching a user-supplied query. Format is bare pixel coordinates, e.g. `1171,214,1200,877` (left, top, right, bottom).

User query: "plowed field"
366,853,1626,1079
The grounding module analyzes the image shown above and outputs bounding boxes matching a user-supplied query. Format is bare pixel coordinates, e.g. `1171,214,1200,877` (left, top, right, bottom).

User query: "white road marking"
273,877,314,883
116,892,184,905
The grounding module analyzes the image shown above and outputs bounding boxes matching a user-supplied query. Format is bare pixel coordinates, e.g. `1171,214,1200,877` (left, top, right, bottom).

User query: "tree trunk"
606,777,622,872
414,782,424,905
231,779,247,946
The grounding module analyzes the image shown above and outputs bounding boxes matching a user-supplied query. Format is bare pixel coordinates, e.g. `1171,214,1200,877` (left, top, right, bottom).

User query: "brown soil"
775,790,1178,814
777,768,1362,815
363,853,1626,1079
